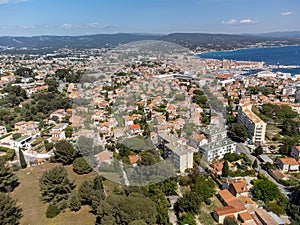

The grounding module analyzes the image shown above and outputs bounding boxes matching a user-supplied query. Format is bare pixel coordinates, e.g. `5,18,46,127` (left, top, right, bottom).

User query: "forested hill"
0,32,300,52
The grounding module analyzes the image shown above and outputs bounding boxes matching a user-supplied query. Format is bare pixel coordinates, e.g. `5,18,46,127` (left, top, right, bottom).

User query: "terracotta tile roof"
219,189,236,204
231,181,249,193
239,212,253,222
128,155,141,164
129,124,141,130
278,157,299,165
214,206,237,216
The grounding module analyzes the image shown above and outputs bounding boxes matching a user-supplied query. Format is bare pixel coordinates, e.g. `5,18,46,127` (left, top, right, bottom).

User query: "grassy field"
11,162,99,225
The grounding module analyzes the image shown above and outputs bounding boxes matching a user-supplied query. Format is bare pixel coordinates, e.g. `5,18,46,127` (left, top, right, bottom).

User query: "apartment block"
199,138,236,162
158,133,193,173
237,104,266,144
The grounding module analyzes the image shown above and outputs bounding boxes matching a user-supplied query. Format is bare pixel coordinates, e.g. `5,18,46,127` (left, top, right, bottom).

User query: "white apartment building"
237,104,266,144
158,133,193,173
199,138,236,162
200,126,227,143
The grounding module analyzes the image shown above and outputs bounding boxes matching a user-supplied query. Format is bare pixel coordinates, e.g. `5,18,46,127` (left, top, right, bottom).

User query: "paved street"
236,143,292,198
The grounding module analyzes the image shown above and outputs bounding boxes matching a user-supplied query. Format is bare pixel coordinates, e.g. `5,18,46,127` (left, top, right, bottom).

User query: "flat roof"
199,138,235,152
14,135,31,143
200,125,227,136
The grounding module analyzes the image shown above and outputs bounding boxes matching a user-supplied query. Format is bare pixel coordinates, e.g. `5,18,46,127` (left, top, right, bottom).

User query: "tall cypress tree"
19,148,27,169
222,160,229,177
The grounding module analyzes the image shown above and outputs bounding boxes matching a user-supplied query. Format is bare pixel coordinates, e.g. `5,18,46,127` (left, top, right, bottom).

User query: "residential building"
200,126,227,143
237,104,267,144
158,133,193,173
199,138,236,162
228,180,249,197
291,146,300,160
13,135,33,150
213,189,248,224
276,158,299,172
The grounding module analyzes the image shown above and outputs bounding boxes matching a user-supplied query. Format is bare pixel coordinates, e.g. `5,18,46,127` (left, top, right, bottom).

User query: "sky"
0,0,299,36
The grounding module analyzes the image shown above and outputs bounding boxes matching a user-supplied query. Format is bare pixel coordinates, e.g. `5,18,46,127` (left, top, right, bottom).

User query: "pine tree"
19,148,27,169
0,158,19,193
69,191,81,212
39,166,75,205
0,193,22,224
222,160,229,177
54,140,77,165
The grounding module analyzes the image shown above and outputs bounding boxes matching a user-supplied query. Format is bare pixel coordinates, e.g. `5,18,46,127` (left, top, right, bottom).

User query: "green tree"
69,191,81,212
177,191,202,214
229,123,248,142
39,166,75,205
0,158,19,193
18,149,27,169
252,159,259,169
0,193,22,224
178,212,196,225
65,125,73,138
96,193,157,225
193,176,216,201
254,145,263,156
252,178,280,202
129,220,147,225
72,157,92,175
222,160,229,177
54,140,77,164
46,205,60,218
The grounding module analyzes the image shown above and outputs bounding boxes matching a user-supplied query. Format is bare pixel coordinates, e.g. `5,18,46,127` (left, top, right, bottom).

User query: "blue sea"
197,45,300,75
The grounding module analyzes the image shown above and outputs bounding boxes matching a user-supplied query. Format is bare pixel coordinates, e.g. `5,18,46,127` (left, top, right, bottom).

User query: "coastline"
195,44,300,55
195,45,300,67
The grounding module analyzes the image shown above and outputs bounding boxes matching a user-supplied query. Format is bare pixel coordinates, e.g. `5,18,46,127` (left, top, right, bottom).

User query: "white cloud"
0,0,28,4
239,19,259,24
61,22,110,30
222,18,259,25
62,23,73,29
222,19,238,25
281,11,293,16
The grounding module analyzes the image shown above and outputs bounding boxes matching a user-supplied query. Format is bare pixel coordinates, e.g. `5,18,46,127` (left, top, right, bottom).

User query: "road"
236,143,292,198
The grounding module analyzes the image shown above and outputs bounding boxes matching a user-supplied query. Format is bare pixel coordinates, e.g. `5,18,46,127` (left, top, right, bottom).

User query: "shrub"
46,205,60,218
73,157,92,175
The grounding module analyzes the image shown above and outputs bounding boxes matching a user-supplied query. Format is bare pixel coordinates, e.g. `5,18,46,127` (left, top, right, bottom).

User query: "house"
276,158,299,172
214,189,248,224
13,135,33,150
209,161,235,176
128,154,141,165
291,146,300,160
69,114,85,127
50,109,67,122
129,124,141,135
228,180,249,197
51,130,66,142
270,169,289,182
189,133,208,148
